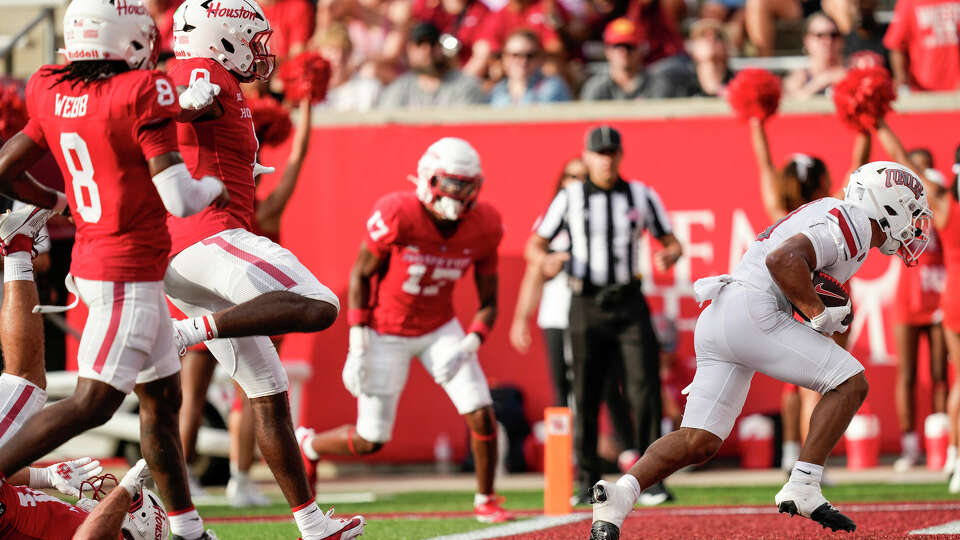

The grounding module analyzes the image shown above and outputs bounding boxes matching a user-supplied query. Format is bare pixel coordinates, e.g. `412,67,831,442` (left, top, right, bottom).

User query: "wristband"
467,320,491,342
347,308,370,327
53,192,68,214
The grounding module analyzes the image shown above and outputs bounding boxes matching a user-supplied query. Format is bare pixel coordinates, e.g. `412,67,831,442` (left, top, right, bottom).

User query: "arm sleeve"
800,225,840,270
152,163,223,217
364,197,402,257
643,186,673,237
536,189,568,240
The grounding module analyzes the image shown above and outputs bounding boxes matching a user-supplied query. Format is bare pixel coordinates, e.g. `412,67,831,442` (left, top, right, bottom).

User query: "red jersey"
167,58,257,255
412,0,491,63
625,1,684,66
261,0,315,59
22,67,179,282
477,1,566,52
364,191,503,337
883,0,960,91
894,228,945,325
0,477,88,540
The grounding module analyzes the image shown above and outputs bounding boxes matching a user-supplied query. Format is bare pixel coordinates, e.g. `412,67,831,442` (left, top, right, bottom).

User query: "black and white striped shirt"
535,178,672,289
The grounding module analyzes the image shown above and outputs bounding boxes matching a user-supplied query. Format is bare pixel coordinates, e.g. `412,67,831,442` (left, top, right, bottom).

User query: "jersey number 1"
60,133,101,223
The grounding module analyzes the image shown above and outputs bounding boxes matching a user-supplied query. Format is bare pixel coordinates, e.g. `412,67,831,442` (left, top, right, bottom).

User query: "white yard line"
910,520,960,535
426,513,591,540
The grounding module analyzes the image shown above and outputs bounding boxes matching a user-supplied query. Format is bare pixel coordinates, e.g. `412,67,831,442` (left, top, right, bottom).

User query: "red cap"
603,18,639,46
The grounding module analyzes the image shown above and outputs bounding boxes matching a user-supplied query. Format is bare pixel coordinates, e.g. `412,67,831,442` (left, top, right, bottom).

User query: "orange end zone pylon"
544,406,573,515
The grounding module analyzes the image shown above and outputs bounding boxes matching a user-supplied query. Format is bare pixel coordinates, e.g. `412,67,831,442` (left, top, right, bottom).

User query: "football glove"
432,333,481,385
810,300,851,336
179,78,221,111
119,459,151,497
342,326,370,397
29,457,103,497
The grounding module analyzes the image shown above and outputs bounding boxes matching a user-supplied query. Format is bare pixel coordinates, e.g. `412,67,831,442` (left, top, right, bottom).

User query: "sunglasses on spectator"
808,31,842,39
506,50,538,59
608,43,636,51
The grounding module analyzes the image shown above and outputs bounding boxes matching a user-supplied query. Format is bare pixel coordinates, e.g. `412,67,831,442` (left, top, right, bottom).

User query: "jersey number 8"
59,133,101,223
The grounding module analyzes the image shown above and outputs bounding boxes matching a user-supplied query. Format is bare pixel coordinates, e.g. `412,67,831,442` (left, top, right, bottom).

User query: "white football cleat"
0,204,53,255
775,482,855,532
949,468,960,494
310,508,366,539
588,480,635,540
226,475,271,507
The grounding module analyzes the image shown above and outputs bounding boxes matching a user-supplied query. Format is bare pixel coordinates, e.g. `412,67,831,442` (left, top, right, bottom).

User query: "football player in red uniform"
164,0,363,537
296,137,514,523
0,457,170,540
0,0,229,538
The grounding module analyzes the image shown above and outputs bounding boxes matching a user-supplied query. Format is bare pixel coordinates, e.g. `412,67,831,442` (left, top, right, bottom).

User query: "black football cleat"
590,520,621,540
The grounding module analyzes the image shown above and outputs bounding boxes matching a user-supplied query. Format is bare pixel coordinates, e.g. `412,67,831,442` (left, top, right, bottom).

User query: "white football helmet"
414,137,483,221
172,0,275,80
843,160,932,266
62,0,159,69
121,487,170,540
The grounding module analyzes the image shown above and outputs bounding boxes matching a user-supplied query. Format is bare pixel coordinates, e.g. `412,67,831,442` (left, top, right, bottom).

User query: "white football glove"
119,458,151,497
810,300,852,336
432,333,481,385
253,163,276,177
29,457,103,497
178,78,221,111
342,326,370,397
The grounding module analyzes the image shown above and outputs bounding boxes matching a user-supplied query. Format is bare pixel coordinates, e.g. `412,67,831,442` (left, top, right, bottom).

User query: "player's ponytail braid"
46,60,130,89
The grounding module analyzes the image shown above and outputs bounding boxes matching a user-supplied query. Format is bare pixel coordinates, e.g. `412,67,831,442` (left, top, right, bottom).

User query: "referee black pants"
569,285,661,488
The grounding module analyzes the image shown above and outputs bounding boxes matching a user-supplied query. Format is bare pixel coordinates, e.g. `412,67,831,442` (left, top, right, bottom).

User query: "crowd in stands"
146,0,960,108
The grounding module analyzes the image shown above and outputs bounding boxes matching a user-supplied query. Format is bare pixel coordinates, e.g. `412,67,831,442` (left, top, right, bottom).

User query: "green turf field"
196,483,960,539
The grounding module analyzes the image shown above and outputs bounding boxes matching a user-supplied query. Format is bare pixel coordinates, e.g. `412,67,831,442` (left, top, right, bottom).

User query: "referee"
527,125,683,504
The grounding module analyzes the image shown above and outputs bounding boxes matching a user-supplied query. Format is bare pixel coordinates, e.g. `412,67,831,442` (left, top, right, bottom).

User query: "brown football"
795,271,852,325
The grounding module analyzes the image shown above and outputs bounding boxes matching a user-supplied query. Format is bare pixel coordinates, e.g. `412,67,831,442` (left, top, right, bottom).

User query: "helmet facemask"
425,173,481,220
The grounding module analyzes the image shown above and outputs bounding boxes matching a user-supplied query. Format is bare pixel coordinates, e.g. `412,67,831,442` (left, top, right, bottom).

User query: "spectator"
744,0,818,56
658,18,734,97
261,0,316,61
625,0,686,69
884,0,960,91
829,0,887,65
378,22,487,107
315,0,411,75
783,12,847,99
580,18,654,101
465,0,568,78
489,30,571,105
313,23,383,111
699,0,746,53
412,0,492,65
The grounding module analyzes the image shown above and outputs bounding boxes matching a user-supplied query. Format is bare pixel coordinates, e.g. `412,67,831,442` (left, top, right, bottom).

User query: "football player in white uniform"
588,161,933,539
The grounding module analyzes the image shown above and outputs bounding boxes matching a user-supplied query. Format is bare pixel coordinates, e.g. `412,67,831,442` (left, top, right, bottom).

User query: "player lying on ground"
589,161,933,539
0,0,230,537
163,0,364,537
297,137,514,523
1,457,170,540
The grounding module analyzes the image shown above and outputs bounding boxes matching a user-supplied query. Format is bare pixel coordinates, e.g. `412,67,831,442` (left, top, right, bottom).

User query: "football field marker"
426,513,591,540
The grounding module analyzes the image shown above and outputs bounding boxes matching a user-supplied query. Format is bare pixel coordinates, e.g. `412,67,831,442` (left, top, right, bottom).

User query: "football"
795,271,852,325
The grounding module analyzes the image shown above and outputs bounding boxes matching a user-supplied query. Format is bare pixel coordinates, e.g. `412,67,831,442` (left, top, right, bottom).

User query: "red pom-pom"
726,69,782,123
0,83,27,140
277,52,332,103
248,95,292,147
832,66,896,132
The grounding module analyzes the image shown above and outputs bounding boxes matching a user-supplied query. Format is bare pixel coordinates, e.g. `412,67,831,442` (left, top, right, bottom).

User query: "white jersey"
730,198,873,312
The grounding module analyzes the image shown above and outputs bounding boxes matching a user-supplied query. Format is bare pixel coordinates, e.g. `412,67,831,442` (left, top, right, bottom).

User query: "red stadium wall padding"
67,109,960,463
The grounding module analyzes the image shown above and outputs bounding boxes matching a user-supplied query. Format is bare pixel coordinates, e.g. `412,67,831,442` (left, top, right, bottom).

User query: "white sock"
294,501,336,538
301,434,319,461
789,461,823,486
3,252,32,283
168,507,204,540
176,315,219,346
617,474,642,502
474,493,495,506
902,432,920,456
781,441,800,470
0,373,47,446
948,446,958,466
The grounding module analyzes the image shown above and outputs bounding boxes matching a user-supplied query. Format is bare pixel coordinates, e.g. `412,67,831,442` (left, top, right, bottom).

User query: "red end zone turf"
502,502,960,539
